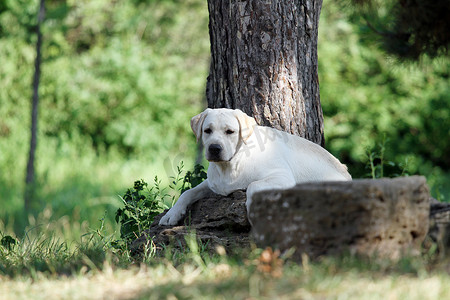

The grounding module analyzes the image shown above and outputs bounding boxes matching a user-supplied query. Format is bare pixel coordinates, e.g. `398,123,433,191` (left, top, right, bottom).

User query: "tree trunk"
25,0,45,213
206,0,324,146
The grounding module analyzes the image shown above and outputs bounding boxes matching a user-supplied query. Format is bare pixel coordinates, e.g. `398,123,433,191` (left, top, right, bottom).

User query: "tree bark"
206,0,324,146
25,0,45,212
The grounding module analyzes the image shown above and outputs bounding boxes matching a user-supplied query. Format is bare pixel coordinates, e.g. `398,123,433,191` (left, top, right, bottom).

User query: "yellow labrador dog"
159,108,351,225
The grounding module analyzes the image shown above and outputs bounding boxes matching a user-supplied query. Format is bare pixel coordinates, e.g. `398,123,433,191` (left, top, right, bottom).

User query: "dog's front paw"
159,208,184,226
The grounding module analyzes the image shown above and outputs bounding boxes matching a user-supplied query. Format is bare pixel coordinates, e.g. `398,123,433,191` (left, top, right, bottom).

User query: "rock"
426,197,450,255
130,190,250,256
250,176,431,260
131,176,446,260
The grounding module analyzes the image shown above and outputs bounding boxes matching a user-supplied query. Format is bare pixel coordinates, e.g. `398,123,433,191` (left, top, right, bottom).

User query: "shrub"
113,164,207,250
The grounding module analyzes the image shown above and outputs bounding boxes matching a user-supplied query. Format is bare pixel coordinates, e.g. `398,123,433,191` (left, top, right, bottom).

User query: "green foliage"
114,179,164,245
346,0,450,59
181,164,207,194
36,0,208,157
319,0,450,188
0,0,209,170
0,0,209,234
364,135,411,179
0,234,17,251
113,164,207,250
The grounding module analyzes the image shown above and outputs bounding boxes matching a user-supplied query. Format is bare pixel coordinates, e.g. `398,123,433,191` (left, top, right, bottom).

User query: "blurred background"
0,0,448,239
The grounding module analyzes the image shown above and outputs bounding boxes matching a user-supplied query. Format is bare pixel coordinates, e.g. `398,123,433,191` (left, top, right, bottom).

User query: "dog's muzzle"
208,144,223,161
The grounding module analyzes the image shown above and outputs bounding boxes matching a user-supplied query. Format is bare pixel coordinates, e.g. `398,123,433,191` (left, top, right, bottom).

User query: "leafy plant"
114,179,163,246
0,234,17,251
180,164,207,194
365,135,411,179
113,164,207,250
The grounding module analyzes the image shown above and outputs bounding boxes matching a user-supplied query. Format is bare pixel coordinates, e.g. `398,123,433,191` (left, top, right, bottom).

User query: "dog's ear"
234,109,257,143
191,109,210,143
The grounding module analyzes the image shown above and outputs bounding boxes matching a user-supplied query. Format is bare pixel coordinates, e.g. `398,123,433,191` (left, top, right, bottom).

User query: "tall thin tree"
25,0,45,213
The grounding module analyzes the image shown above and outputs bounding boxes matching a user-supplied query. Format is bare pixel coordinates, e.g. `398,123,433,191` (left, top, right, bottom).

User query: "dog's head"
191,108,257,162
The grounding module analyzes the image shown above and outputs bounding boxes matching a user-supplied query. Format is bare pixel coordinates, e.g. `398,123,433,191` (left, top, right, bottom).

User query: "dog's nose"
208,144,222,156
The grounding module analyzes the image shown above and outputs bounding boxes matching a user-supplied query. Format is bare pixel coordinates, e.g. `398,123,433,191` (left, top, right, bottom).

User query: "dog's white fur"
159,108,351,225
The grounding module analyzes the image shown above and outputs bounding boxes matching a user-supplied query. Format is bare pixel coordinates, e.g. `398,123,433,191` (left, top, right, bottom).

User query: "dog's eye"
225,130,235,135
204,128,212,134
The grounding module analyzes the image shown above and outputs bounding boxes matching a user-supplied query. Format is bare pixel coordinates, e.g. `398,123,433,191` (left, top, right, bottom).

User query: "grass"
1,217,450,300
1,252,450,300
1,267,447,300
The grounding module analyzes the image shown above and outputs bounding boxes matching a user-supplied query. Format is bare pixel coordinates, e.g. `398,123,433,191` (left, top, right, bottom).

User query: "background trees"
348,0,449,59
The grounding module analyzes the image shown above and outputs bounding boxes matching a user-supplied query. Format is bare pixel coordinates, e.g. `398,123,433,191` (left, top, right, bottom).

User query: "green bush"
319,1,450,184
114,179,163,245
113,164,207,250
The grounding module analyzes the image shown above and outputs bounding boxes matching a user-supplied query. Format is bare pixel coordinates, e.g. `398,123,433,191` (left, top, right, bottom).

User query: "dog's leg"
245,174,296,225
159,180,211,226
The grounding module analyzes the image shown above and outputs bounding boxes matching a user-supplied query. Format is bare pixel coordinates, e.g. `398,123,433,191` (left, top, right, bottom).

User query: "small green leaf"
1,235,17,251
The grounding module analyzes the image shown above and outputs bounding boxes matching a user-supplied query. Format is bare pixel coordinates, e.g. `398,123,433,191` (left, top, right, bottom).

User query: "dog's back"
256,126,351,182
